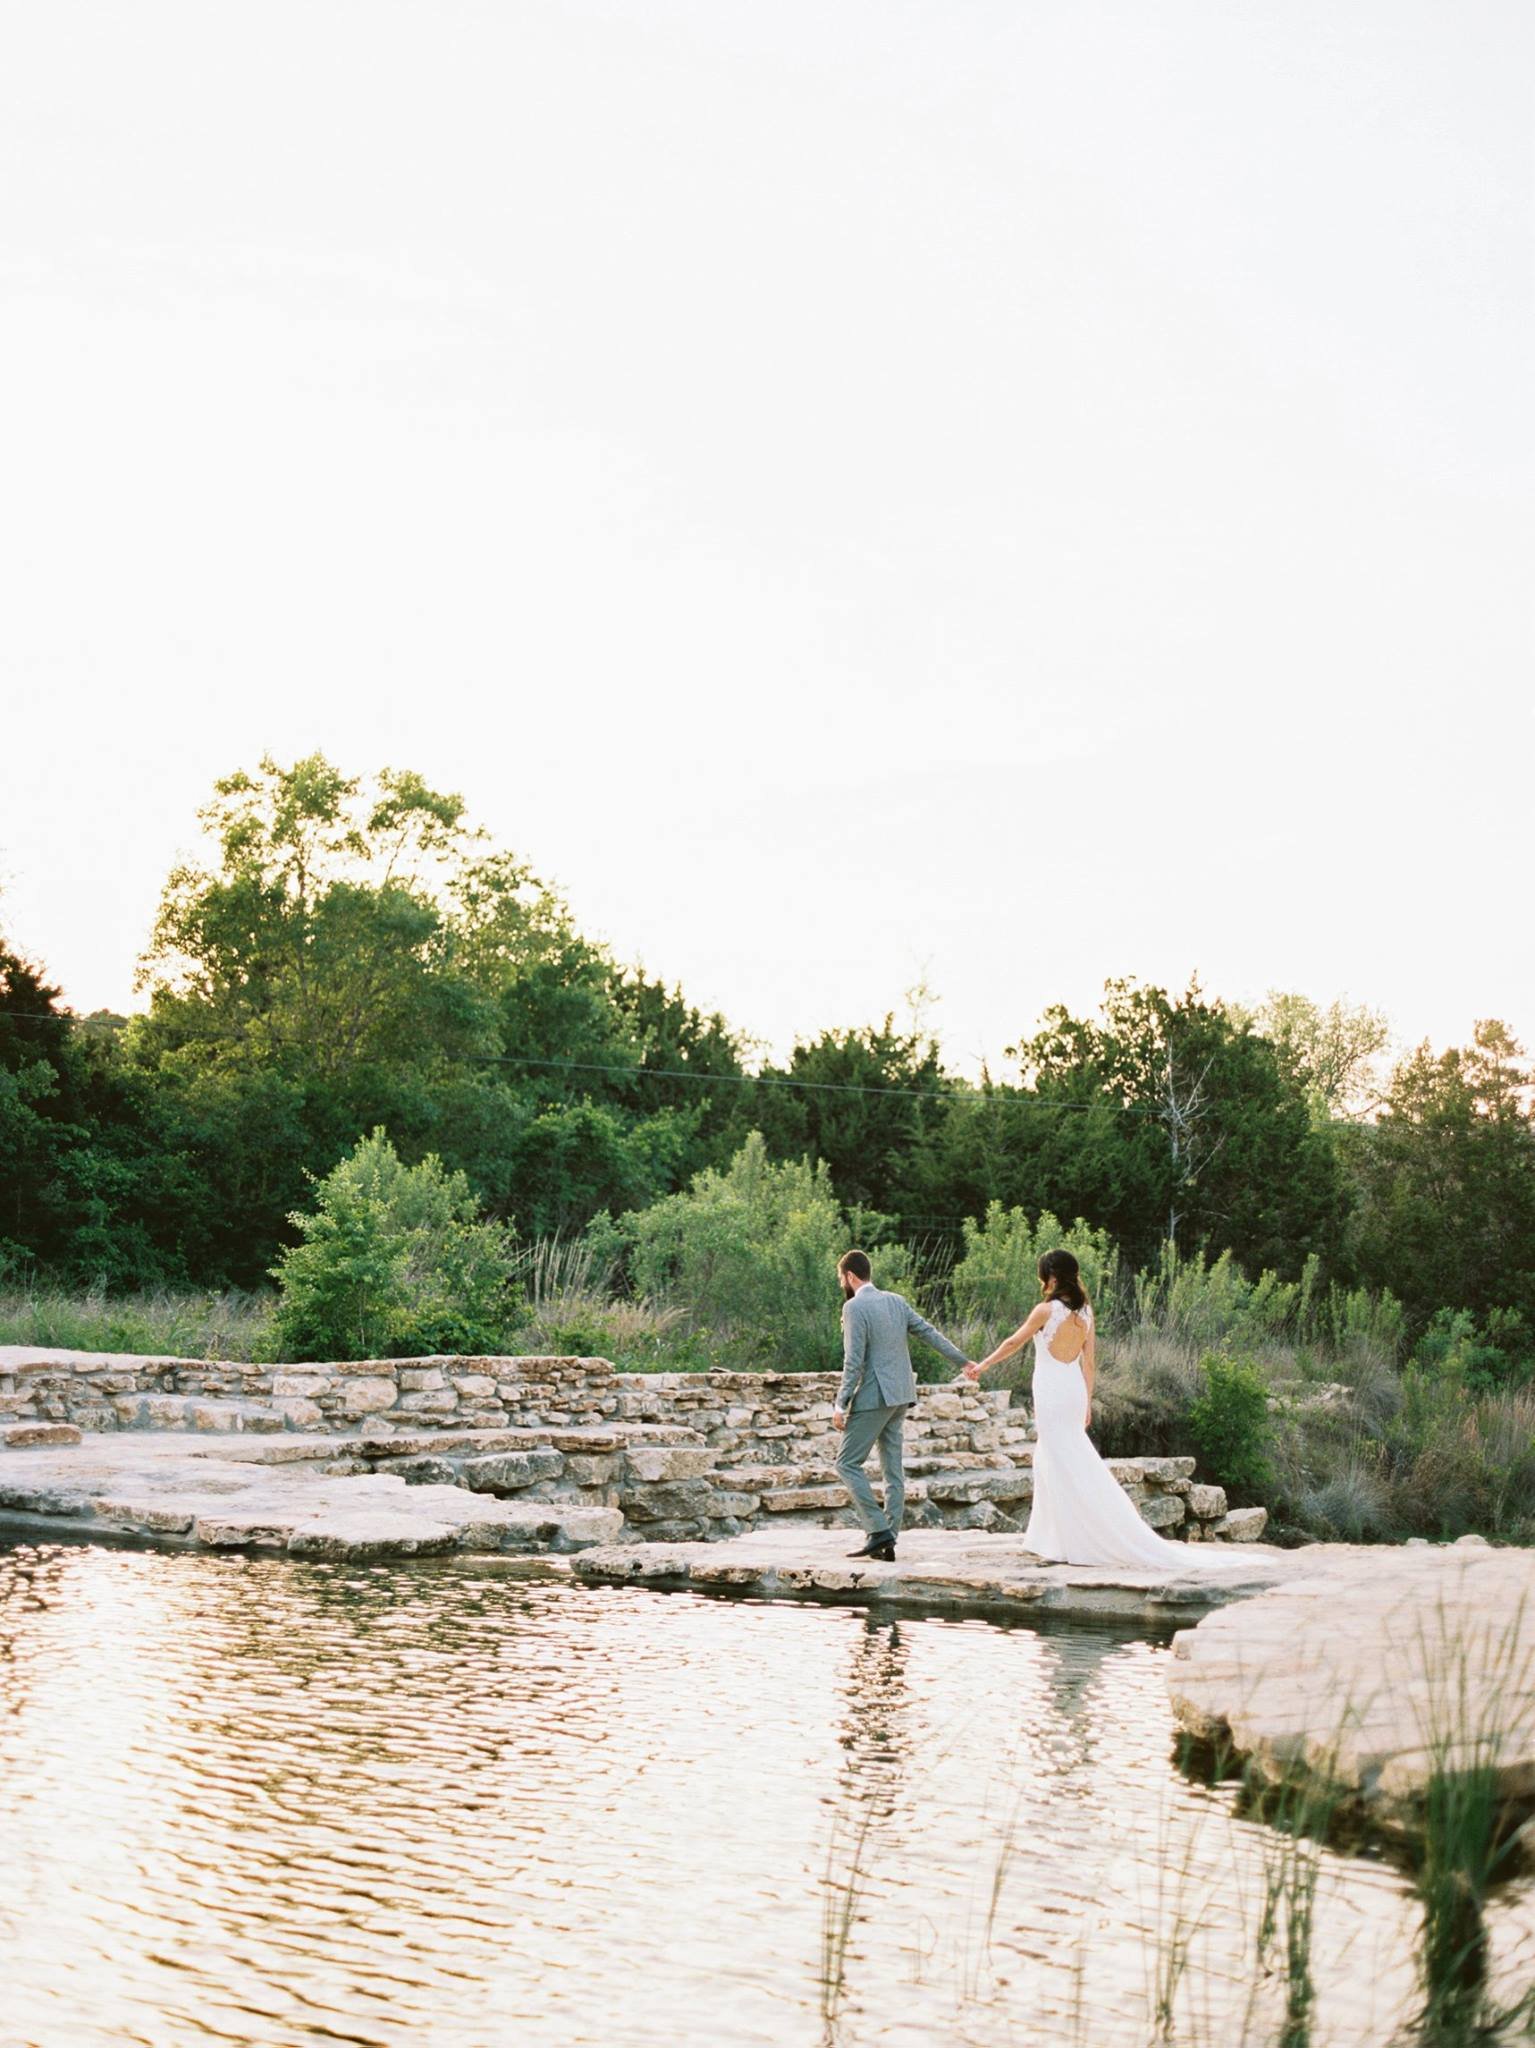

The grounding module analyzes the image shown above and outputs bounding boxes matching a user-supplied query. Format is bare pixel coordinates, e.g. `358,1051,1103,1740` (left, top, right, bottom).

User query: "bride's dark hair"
1037,1248,1088,1312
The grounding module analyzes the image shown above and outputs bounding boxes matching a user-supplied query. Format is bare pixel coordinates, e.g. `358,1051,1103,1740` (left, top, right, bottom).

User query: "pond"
2,1541,1533,2047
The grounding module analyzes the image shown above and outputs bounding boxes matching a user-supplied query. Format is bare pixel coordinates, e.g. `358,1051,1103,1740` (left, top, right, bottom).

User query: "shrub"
948,1204,1120,1329
1188,1351,1274,1500
1411,1307,1533,1395
612,1133,848,1369
270,1129,522,1361
1296,1457,1393,1543
1134,1245,1300,1352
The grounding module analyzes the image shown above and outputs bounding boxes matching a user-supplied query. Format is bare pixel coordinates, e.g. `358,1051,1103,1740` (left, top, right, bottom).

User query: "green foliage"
10,748,1535,1444
1188,1352,1275,1500
948,1204,1120,1325
614,1133,847,1369
1012,977,1349,1274
1410,1306,1532,1394
1231,990,1389,1123
1348,1021,1535,1330
270,1130,522,1361
753,1017,950,1222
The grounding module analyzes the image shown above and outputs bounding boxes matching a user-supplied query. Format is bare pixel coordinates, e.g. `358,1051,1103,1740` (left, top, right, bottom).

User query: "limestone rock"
287,1512,461,1559
758,1485,849,1513
1211,1506,1267,1542
623,1444,716,1483
341,1376,398,1418
564,1452,622,1486
194,1510,295,1548
620,1480,717,1521
381,1456,461,1486
93,1498,195,1534
493,1502,625,1551
1187,1483,1227,1519
273,1398,323,1429
709,1491,763,1518
272,1373,328,1399
924,1469,1033,1505
460,1450,565,1494
2,1422,81,1449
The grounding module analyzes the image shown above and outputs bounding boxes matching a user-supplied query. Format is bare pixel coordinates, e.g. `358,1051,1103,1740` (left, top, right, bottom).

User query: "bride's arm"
1082,1318,1097,1423
969,1304,1049,1377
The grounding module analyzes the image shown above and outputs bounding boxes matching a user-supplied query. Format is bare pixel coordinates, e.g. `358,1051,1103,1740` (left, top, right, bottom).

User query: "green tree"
1348,1021,1535,1327
270,1129,522,1361
1013,979,1348,1273
1233,991,1389,1123
754,1017,950,1222
126,754,712,1280
137,753,499,1076
0,942,178,1285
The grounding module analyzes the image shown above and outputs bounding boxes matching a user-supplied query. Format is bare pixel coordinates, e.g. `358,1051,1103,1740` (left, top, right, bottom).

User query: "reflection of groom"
832,1250,973,1562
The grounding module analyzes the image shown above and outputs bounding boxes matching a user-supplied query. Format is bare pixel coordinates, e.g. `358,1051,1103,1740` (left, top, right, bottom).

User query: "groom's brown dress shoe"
848,1534,896,1561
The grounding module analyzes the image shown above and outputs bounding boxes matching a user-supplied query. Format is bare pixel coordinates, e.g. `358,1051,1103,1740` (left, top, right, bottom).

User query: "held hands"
962,1361,984,1382
832,1409,846,1430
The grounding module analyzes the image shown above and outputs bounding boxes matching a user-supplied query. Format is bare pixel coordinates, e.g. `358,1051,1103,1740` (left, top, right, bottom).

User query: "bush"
609,1132,848,1370
1188,1351,1274,1500
270,1130,522,1361
948,1204,1120,1328
1410,1308,1533,1395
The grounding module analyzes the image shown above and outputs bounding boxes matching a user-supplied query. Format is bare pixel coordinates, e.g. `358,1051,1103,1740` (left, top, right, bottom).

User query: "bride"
966,1248,1237,1569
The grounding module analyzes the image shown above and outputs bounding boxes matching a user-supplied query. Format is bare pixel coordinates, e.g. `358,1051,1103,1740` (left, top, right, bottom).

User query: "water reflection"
1,1542,1532,2048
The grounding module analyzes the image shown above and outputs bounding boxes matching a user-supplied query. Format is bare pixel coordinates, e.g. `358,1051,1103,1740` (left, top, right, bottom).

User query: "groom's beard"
841,1279,856,1300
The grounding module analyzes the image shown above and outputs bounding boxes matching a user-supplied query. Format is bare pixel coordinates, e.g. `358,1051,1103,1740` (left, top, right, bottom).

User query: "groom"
832,1250,974,1562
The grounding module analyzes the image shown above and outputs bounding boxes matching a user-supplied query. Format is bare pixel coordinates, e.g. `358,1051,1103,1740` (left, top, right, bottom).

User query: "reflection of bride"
971,1249,1248,1570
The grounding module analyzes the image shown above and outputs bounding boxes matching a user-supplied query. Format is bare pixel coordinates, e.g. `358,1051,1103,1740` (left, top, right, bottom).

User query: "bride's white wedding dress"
1022,1301,1236,1570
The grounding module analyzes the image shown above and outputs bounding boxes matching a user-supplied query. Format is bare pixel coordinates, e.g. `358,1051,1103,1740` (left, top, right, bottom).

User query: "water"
2,1541,1532,2048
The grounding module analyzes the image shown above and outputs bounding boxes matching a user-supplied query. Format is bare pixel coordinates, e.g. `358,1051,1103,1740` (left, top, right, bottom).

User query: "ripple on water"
1,1542,1531,2047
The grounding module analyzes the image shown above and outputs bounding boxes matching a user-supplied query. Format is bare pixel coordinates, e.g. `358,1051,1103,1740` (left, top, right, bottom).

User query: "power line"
0,1005,1161,1113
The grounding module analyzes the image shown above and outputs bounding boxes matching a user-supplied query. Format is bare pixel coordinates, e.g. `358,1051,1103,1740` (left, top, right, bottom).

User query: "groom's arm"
904,1302,969,1368
835,1299,867,1413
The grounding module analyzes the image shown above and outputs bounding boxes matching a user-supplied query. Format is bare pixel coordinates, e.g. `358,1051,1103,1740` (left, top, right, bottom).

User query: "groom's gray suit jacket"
837,1284,968,1412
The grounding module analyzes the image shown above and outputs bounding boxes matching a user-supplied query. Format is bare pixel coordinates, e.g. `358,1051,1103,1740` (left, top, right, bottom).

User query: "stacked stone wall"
0,1352,1263,1542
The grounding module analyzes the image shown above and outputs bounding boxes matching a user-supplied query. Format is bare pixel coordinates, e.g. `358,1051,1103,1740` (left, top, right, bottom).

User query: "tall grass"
0,1283,275,1361
1407,1602,1535,2042
512,1236,692,1369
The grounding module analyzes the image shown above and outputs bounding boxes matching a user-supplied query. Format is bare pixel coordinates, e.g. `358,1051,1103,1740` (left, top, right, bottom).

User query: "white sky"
2,0,1531,1076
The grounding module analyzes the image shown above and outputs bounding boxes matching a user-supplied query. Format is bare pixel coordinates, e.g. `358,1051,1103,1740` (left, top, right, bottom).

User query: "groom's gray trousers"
836,1404,907,1539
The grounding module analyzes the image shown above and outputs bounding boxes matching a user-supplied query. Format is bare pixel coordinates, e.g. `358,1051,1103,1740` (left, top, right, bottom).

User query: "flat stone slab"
1166,1540,1535,1834
0,1432,624,1560
571,1523,1294,1620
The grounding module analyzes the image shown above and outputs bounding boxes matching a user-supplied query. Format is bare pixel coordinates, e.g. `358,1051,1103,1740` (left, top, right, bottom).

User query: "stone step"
922,1467,1034,1505
2,1422,81,1450
353,1421,705,1459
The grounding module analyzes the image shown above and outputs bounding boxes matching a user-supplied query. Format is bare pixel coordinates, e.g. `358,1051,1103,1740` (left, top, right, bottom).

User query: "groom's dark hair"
838,1250,872,1282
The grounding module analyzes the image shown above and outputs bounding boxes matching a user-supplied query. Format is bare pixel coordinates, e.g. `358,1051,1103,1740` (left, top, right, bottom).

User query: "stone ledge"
1166,1545,1535,1839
